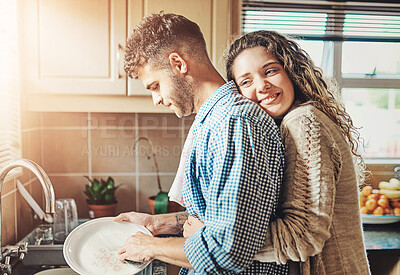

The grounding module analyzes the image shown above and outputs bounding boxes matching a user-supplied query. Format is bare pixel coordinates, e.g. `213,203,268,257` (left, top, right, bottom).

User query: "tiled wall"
1,109,396,247
1,111,193,246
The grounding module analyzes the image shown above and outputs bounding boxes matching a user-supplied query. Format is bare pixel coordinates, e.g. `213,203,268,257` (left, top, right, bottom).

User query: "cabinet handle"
117,44,126,79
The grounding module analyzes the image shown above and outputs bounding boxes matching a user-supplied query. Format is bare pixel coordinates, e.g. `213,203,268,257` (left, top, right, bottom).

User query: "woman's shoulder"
281,104,349,152
281,103,343,142
283,104,317,123
282,103,332,127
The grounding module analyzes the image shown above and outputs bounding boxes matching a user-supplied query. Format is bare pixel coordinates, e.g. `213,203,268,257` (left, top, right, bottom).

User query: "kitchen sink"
17,226,68,267
17,220,89,267
16,221,166,274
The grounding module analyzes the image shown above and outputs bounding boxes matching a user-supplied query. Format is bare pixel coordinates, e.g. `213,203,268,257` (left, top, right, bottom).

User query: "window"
342,88,400,159
0,0,21,176
242,0,400,163
342,42,400,77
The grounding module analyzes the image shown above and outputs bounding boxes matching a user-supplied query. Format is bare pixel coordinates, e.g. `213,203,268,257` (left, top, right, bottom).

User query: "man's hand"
183,216,205,238
117,232,193,269
114,211,157,235
118,232,156,263
114,211,189,236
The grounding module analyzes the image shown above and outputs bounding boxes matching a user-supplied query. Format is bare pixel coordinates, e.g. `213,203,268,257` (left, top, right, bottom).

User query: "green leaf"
104,193,112,203
93,179,101,192
107,177,115,189
83,176,118,204
85,185,95,198
100,186,108,195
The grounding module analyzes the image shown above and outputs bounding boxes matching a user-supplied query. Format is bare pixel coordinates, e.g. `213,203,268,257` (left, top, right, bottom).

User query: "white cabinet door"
21,0,127,95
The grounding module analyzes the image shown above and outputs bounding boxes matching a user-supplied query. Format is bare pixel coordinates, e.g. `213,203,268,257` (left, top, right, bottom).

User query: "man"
115,12,288,274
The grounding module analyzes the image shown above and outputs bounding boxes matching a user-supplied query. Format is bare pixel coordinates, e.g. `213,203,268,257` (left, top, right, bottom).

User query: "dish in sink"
63,217,152,275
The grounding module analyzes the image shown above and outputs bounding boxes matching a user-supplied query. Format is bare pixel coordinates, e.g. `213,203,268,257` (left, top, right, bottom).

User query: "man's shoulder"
219,92,275,126
205,92,281,140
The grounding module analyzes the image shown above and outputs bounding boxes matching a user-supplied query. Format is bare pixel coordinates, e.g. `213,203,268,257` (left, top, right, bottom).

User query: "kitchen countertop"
363,221,400,251
13,260,167,275
12,221,399,274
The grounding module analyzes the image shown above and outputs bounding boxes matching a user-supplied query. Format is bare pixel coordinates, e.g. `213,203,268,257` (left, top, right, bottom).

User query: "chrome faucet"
0,159,55,274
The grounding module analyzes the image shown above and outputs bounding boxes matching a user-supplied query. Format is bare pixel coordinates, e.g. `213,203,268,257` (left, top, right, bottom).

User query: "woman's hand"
183,215,205,238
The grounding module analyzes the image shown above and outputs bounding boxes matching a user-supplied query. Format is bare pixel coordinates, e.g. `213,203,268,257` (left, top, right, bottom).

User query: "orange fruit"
362,186,373,196
367,193,380,201
377,198,389,208
365,199,377,211
360,207,369,214
394,207,400,216
373,206,384,216
384,208,393,215
359,193,366,207
379,195,388,200
391,200,400,208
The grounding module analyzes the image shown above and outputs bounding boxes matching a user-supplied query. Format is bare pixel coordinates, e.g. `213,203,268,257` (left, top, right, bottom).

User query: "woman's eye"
151,84,159,91
265,68,279,76
239,79,251,87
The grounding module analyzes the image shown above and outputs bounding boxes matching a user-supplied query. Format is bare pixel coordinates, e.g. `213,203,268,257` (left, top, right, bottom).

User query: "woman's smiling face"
232,46,295,118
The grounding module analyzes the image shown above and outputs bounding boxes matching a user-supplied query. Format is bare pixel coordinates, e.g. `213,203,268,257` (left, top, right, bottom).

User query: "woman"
184,30,370,275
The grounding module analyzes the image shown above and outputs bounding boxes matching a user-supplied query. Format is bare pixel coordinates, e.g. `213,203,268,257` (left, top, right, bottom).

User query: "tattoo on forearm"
175,212,188,232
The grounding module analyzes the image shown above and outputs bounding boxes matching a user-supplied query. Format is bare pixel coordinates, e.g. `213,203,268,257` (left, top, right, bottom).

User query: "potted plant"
84,176,119,218
135,137,184,214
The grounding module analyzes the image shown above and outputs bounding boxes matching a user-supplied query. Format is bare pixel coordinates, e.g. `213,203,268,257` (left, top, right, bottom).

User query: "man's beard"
170,74,195,117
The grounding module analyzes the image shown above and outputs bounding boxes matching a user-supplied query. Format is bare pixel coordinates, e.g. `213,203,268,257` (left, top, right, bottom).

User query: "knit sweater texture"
256,104,370,275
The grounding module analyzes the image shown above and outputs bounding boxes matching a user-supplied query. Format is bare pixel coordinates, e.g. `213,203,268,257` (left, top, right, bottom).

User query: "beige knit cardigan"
256,104,370,275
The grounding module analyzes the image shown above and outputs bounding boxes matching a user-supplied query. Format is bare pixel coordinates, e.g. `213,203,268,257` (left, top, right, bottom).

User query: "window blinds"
0,0,21,174
242,1,400,42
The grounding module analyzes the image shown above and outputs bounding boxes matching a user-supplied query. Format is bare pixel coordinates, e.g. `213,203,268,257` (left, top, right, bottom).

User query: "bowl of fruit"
359,178,400,224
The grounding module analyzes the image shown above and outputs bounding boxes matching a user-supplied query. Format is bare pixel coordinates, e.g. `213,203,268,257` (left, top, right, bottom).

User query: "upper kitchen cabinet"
19,0,241,111
20,0,127,95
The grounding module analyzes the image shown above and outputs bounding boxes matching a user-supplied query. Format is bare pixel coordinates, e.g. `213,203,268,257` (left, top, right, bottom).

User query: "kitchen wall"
2,110,193,246
2,108,397,246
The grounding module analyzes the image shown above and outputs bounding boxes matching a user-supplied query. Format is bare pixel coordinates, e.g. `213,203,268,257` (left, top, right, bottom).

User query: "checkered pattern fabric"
180,81,288,274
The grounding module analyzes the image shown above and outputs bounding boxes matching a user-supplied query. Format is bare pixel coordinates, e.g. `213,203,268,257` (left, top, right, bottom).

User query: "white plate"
361,214,400,224
63,217,152,275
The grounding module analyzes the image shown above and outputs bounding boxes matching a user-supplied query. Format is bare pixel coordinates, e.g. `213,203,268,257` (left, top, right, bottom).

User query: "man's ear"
168,53,188,75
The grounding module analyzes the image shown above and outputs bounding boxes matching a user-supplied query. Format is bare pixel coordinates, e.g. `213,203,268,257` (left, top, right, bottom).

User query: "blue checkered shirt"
181,81,288,274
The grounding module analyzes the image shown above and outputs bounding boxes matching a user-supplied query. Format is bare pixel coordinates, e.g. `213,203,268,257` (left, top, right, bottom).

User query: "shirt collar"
194,81,237,124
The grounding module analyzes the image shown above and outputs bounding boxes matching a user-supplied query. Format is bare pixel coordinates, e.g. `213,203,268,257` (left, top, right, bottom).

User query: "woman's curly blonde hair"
226,30,368,185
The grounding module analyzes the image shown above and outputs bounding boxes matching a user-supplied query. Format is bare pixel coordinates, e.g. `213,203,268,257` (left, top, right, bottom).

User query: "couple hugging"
113,12,370,275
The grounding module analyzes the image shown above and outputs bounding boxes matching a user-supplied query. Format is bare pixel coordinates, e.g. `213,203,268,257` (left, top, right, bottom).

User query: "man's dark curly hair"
124,12,208,78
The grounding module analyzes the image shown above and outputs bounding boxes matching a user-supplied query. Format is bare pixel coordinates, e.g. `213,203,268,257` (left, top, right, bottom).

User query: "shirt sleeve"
256,110,340,264
184,116,284,273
